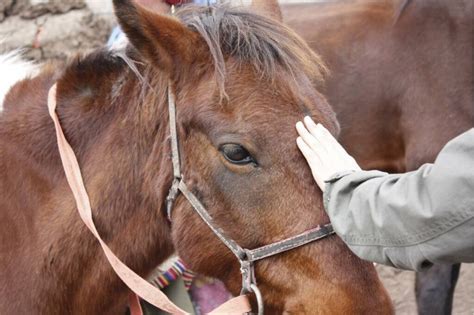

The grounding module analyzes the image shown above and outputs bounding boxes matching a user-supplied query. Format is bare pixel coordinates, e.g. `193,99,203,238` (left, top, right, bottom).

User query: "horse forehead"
232,90,317,124
186,69,320,125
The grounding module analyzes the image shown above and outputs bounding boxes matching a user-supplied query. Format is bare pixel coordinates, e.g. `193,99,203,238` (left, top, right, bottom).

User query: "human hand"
296,116,361,192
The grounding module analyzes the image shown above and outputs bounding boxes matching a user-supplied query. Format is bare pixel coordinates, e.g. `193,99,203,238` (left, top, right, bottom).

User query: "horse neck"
0,52,175,313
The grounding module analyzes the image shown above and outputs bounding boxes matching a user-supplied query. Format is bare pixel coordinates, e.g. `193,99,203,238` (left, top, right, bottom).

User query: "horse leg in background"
415,263,461,314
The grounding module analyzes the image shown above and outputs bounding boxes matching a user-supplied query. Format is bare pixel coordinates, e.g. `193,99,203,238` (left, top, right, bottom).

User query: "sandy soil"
0,2,472,314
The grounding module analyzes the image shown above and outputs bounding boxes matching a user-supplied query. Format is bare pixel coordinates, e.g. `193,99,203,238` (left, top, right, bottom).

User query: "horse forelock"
175,5,327,97
111,5,328,101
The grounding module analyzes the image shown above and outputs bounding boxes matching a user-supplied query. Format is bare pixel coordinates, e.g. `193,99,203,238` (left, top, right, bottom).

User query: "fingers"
296,137,326,191
318,123,348,156
296,136,311,160
308,120,361,171
303,116,340,154
303,115,322,136
296,116,363,183
303,116,355,161
296,136,321,167
296,121,326,155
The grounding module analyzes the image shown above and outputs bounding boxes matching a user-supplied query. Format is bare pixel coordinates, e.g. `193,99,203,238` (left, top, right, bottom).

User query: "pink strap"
48,84,186,314
129,293,251,315
208,295,251,314
129,292,144,315
48,84,251,315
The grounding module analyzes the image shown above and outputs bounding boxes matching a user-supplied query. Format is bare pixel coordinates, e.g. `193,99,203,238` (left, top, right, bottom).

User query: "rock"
6,0,29,17
0,0,14,21
20,0,86,19
0,7,114,62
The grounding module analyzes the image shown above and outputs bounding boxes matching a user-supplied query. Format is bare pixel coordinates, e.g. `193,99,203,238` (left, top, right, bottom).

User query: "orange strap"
48,84,251,314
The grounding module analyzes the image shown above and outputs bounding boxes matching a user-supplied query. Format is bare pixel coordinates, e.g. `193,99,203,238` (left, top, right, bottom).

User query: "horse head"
112,1,393,313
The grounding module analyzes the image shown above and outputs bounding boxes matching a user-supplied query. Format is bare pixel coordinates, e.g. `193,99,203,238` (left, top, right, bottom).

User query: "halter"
165,81,335,314
47,77,335,315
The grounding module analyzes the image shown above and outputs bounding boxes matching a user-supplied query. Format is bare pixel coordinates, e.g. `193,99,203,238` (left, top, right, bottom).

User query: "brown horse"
0,1,393,314
282,0,473,314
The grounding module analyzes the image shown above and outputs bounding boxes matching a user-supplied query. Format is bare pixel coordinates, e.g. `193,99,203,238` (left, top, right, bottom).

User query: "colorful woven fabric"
182,269,196,290
150,258,191,289
147,257,232,315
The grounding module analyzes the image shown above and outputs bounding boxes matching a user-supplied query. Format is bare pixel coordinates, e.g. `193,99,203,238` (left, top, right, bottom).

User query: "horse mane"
176,5,327,94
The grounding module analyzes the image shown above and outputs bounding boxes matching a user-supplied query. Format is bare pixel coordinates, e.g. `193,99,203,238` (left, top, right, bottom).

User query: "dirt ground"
377,264,473,314
0,1,472,314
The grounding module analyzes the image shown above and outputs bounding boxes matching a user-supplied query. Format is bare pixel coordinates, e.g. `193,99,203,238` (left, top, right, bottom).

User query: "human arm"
296,117,474,271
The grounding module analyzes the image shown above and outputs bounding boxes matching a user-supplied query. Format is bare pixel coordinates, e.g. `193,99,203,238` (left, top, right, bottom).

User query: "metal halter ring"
240,257,263,315
249,284,264,315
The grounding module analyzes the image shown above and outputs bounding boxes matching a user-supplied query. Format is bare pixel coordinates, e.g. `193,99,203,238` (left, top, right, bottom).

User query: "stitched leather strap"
168,83,181,180
246,224,335,262
177,180,247,260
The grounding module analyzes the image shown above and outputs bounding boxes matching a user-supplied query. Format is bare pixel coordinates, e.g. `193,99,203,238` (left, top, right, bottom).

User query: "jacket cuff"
323,170,358,211
323,170,388,212
325,170,359,183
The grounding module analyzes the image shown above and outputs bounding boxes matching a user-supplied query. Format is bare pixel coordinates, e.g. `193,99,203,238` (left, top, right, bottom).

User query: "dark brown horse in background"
0,1,393,313
282,0,473,314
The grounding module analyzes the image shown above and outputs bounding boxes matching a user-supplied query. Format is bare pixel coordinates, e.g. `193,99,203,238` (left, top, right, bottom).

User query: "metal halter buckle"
166,178,181,221
240,254,264,315
240,260,255,295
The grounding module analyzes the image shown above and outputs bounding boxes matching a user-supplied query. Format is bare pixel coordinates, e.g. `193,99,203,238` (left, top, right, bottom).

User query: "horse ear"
113,0,202,74
251,0,282,22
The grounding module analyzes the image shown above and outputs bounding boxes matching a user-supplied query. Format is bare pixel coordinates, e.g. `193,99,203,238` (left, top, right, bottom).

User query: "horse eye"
220,144,256,165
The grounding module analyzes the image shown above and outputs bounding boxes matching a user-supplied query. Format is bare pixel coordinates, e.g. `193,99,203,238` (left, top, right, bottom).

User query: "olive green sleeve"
323,129,474,271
